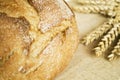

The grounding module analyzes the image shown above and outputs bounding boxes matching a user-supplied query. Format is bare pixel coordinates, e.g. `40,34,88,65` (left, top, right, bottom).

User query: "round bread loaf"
0,0,79,80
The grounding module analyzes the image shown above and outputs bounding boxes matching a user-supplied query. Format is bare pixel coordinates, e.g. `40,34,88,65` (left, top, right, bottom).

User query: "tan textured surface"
55,12,120,80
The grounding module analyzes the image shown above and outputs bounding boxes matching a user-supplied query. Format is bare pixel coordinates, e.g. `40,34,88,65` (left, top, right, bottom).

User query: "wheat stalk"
112,39,120,55
74,0,116,6
81,19,113,45
94,23,120,56
107,5,120,60
70,0,120,60
71,0,117,17
70,4,114,15
108,39,120,60
113,7,120,23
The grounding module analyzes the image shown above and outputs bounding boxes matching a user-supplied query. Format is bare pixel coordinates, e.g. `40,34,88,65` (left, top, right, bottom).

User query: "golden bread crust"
0,0,79,80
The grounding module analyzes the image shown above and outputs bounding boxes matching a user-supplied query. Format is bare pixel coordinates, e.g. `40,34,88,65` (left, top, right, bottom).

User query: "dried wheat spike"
70,0,120,60
74,0,116,5
94,23,120,56
108,39,120,60
112,39,120,55
107,36,120,61
70,4,114,14
82,19,113,45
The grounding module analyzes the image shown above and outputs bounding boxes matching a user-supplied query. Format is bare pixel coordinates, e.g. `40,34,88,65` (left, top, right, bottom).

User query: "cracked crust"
0,0,79,80
0,13,31,64
28,0,74,33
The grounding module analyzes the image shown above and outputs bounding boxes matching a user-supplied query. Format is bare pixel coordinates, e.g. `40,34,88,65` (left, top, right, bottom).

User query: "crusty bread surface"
0,0,79,80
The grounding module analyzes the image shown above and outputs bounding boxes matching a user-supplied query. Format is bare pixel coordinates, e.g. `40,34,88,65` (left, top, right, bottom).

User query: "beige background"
55,11,120,80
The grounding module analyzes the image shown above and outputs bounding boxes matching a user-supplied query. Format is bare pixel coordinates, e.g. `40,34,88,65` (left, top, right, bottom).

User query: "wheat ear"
108,39,120,60
114,9,120,23
74,0,116,6
70,4,114,14
81,19,113,45
112,39,120,55
107,5,120,60
94,23,120,56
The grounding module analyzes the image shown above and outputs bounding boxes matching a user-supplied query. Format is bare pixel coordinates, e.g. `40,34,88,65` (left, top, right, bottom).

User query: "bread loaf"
0,0,79,80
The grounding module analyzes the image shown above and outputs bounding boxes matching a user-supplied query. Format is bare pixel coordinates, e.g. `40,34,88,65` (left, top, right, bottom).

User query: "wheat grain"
81,19,113,45
107,53,117,61
94,23,120,56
